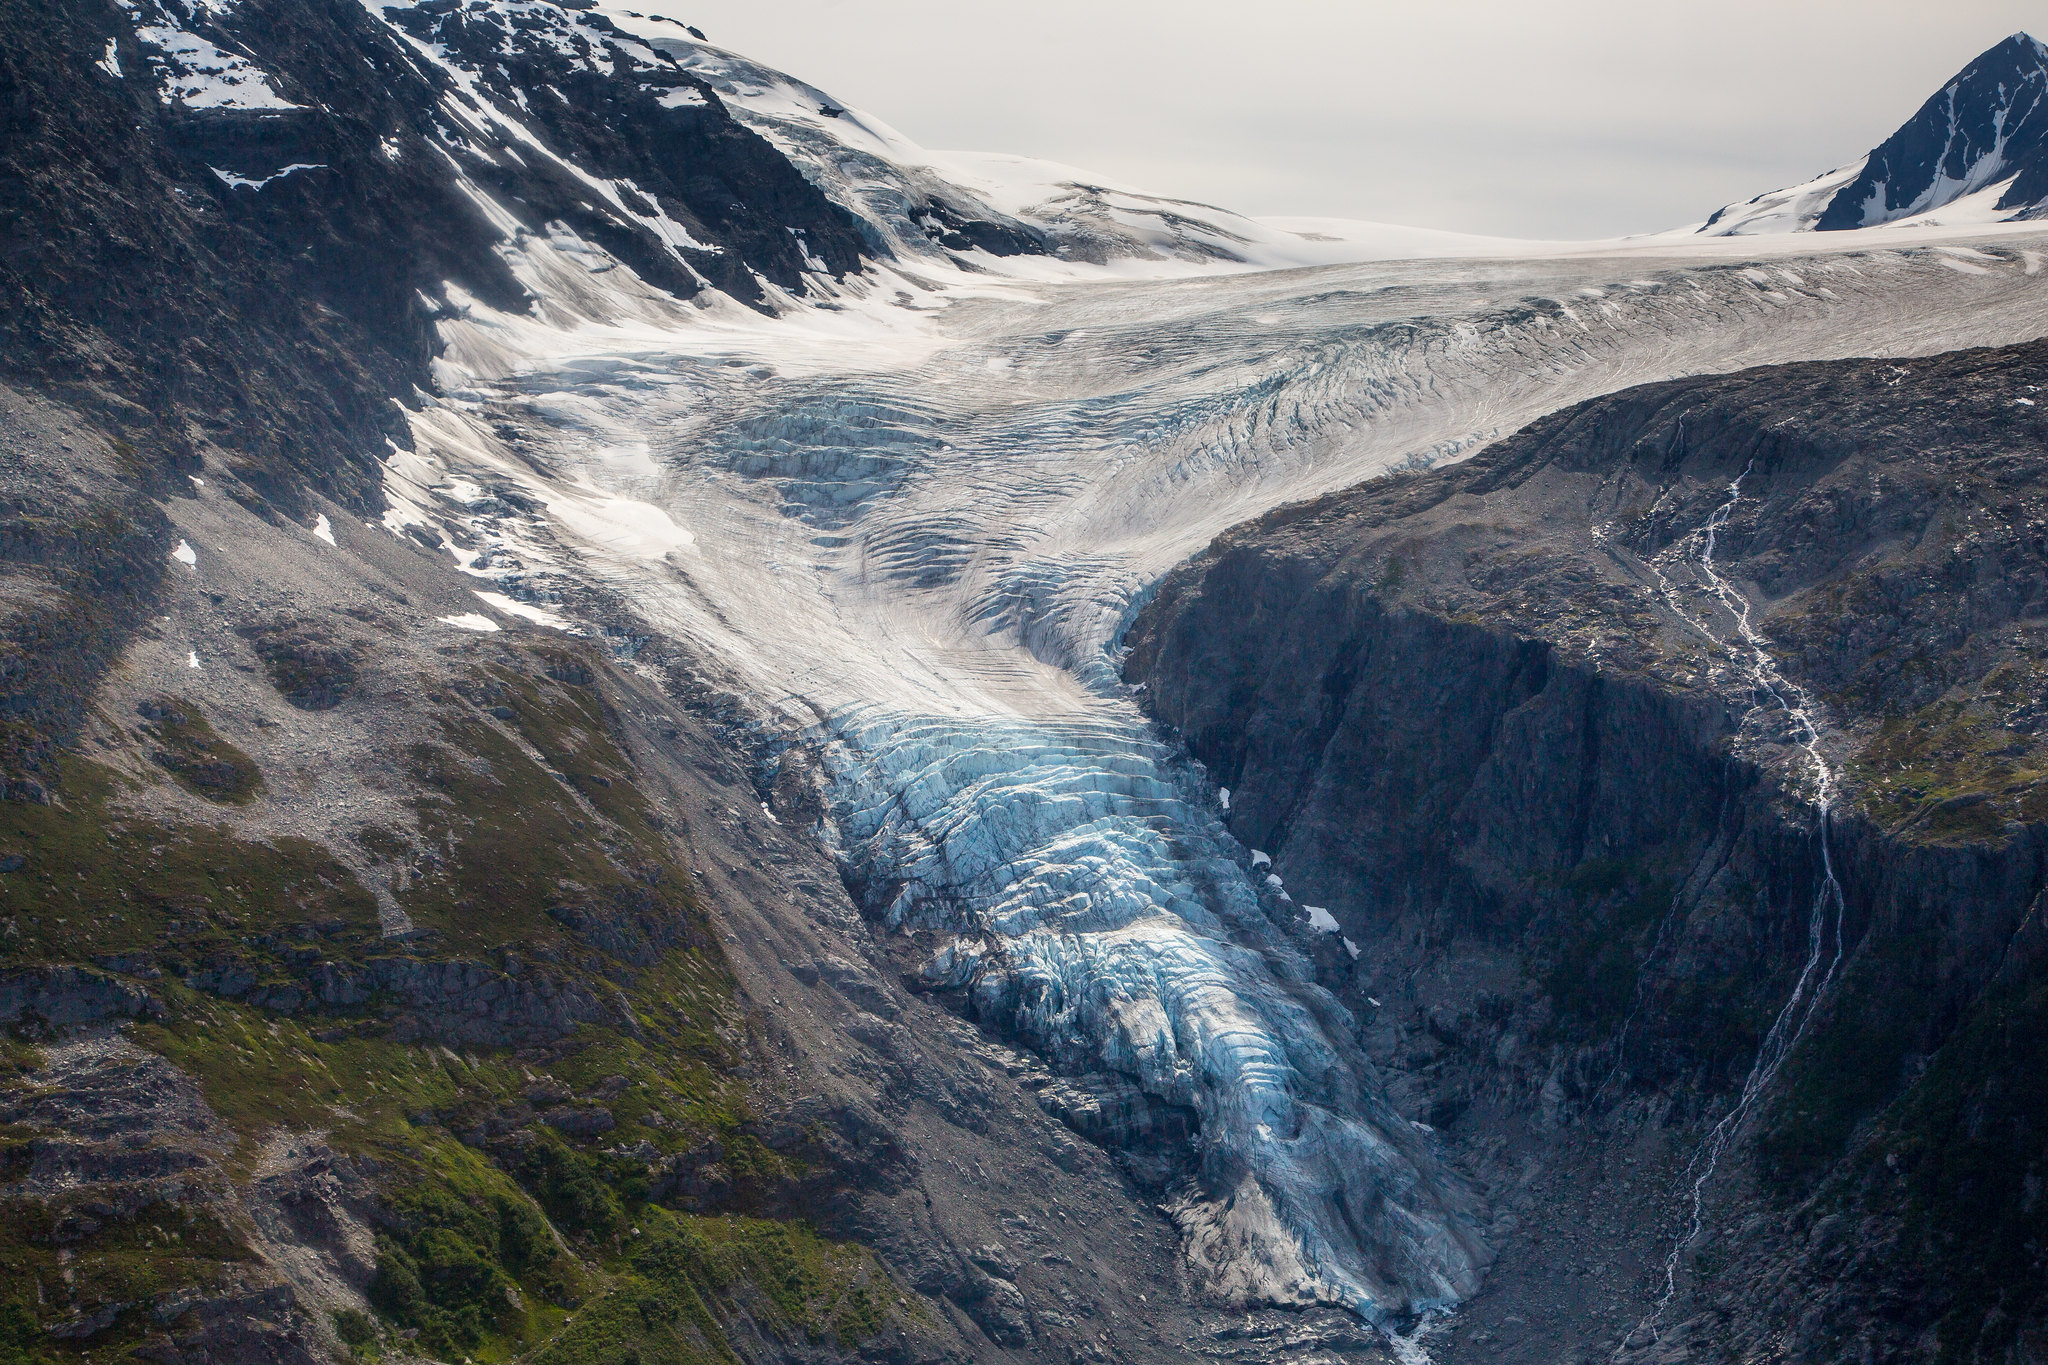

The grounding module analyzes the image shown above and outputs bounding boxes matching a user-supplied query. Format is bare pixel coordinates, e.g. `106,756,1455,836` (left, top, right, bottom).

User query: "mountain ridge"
5,4,2048,1365
1698,30,2048,236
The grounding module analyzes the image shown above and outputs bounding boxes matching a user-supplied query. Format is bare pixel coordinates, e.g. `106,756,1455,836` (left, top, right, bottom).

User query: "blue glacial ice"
388,202,2048,1320
818,705,1489,1314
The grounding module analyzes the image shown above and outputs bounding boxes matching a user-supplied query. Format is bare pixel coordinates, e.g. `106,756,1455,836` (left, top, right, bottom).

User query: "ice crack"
817,707,1490,1323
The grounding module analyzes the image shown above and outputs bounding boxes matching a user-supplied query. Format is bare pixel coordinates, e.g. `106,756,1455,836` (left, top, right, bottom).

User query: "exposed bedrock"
1124,338,2048,1361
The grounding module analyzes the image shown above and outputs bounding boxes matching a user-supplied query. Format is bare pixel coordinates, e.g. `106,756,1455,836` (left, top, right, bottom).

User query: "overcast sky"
665,2,2045,239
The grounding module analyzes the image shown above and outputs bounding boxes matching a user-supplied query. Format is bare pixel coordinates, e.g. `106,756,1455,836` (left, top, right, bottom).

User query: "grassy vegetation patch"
331,1307,377,1355
137,990,476,1138
397,655,695,958
136,967,745,1152
136,696,263,805
1850,668,2048,845
368,1137,582,1358
0,757,378,966
120,968,848,1360
529,1207,898,1365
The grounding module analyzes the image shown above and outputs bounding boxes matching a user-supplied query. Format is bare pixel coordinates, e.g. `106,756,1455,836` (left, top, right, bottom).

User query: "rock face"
1816,33,2048,230
0,965,163,1031
1697,32,2048,234
1125,339,2048,1362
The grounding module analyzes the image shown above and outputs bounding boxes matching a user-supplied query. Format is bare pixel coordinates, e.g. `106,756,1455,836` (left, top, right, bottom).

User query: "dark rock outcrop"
0,965,163,1032
1817,33,2048,230
1125,337,2048,1363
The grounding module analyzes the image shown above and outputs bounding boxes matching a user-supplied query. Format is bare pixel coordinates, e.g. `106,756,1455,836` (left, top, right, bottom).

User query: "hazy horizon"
651,2,2044,239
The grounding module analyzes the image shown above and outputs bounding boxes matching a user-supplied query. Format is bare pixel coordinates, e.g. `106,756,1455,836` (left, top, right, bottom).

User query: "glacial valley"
5,3,2048,1364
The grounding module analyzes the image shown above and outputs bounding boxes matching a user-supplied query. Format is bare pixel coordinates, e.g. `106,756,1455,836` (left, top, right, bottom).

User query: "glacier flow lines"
399,228,2048,1341
1620,463,1848,1353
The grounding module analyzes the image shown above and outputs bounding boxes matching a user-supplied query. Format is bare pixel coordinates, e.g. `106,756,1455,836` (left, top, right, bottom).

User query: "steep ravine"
1124,338,2048,1364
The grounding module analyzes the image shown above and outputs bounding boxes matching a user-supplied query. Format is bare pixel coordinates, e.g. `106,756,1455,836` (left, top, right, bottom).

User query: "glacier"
340,0,2048,1331
396,228,2048,1323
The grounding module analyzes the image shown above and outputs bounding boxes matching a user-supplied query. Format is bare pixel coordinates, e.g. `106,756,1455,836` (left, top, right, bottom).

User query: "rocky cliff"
0,2,1282,1362
1125,338,2048,1363
12,0,2048,1360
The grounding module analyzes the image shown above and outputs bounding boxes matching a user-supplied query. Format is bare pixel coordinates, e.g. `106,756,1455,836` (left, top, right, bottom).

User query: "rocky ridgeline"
0,0,895,512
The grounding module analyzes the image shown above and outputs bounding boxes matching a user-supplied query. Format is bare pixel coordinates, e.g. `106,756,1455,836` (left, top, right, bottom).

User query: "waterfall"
1620,463,1847,1354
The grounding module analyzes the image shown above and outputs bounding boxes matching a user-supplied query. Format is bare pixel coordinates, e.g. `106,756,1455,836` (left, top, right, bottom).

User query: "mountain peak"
1813,31,2048,230
1697,33,2048,235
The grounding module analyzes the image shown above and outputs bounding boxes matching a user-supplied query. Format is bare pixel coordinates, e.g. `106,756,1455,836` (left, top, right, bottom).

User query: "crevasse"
819,706,1489,1316
394,182,2048,1327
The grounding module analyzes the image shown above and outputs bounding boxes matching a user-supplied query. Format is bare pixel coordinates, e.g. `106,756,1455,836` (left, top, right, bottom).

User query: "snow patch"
437,612,502,632
471,590,570,630
171,539,197,567
135,23,301,110
212,163,326,191
312,513,336,545
542,484,695,559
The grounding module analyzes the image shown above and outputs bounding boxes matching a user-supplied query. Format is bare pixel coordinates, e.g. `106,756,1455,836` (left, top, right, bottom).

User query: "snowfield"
341,0,2048,1331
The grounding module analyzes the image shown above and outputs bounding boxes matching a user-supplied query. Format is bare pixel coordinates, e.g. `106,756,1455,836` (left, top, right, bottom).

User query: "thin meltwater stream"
396,228,2048,1344
1620,465,1847,1355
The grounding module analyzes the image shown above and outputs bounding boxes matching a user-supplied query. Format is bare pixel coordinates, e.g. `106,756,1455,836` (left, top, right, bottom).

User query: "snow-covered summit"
1696,32,2048,235
587,5,1530,273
